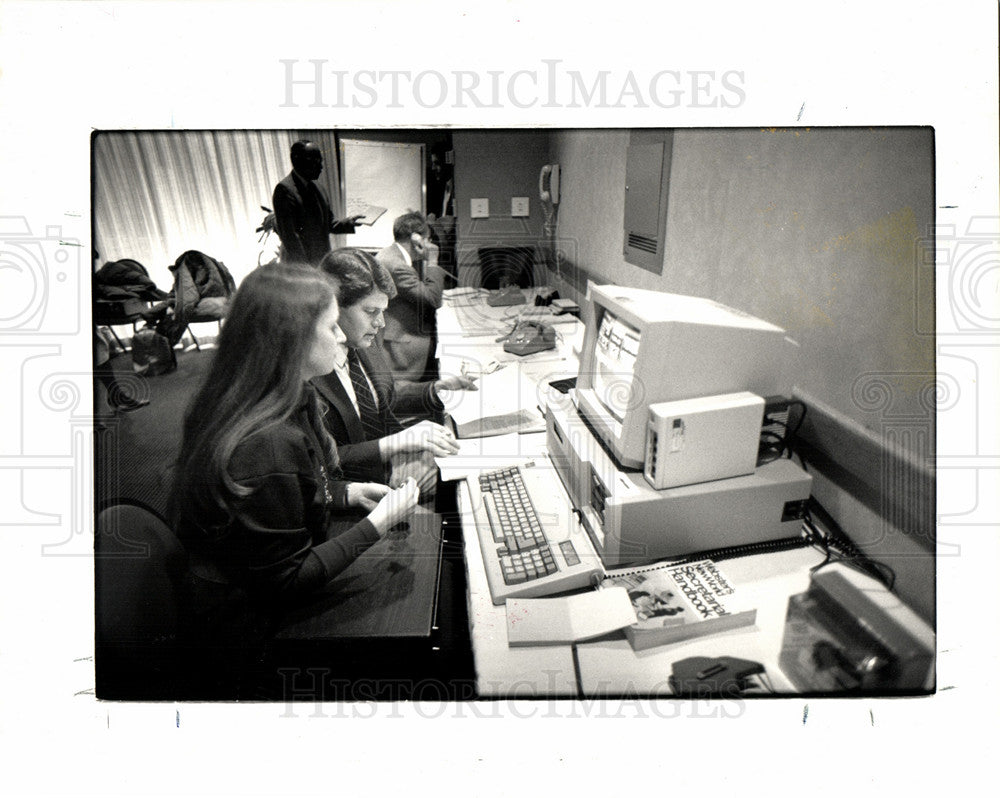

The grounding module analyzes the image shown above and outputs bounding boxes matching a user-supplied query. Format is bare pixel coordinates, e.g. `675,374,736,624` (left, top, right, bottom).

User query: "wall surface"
551,127,935,432
452,130,551,284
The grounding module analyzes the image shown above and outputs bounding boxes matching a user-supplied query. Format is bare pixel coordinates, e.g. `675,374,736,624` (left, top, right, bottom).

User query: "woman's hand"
367,477,420,534
381,420,460,458
346,482,390,512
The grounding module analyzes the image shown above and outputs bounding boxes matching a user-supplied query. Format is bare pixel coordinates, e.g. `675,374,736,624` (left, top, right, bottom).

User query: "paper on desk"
435,433,547,481
443,286,482,299
505,587,636,647
442,364,541,425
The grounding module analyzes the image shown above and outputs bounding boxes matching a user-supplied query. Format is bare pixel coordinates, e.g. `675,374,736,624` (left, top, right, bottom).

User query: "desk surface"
275,508,443,640
440,289,828,697
574,546,826,695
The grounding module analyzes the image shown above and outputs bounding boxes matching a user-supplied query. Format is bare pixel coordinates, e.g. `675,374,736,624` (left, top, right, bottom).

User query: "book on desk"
602,559,756,651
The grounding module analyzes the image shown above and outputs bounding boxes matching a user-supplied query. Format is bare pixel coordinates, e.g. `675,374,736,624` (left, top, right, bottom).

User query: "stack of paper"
505,587,636,646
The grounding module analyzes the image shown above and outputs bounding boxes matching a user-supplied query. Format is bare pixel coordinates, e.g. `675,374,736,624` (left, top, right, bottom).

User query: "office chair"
164,250,237,351
94,499,189,699
477,246,537,290
93,258,170,352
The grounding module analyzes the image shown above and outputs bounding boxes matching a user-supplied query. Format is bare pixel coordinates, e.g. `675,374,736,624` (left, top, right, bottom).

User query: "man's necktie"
347,349,384,440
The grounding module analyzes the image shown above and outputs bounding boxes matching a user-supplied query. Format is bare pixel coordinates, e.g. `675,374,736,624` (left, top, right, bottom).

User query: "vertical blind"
93,130,344,290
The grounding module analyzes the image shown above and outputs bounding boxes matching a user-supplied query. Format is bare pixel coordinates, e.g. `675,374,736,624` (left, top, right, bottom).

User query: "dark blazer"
378,242,445,381
312,341,424,482
272,170,334,266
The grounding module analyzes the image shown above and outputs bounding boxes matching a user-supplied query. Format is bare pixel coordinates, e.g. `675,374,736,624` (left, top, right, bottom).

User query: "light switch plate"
470,198,489,218
511,196,530,217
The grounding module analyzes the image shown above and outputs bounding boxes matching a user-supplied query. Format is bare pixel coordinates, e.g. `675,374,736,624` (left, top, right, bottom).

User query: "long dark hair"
169,264,338,521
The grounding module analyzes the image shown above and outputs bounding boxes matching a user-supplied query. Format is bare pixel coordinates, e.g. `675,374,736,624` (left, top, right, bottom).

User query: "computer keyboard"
466,463,604,605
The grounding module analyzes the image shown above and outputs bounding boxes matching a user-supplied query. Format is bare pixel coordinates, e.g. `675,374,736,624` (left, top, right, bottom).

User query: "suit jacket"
378,242,445,380
272,171,334,266
312,341,416,482
377,242,445,339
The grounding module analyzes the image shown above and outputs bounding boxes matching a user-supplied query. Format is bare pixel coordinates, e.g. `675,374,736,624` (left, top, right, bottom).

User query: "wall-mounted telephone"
540,163,560,243
539,163,560,206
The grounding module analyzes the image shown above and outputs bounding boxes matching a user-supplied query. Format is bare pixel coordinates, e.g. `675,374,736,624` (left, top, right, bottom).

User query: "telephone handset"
539,164,560,206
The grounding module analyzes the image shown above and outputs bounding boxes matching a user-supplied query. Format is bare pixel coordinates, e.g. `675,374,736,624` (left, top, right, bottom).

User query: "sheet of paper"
443,363,537,423
505,587,636,646
435,433,547,481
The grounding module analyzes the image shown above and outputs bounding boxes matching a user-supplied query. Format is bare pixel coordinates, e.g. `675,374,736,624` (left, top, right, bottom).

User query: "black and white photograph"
1,1,997,796
91,126,936,702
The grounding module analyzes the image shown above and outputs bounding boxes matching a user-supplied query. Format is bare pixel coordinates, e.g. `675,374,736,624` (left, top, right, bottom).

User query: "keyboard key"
559,540,580,566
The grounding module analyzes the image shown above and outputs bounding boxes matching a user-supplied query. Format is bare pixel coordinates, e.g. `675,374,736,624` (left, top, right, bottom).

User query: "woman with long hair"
169,263,419,672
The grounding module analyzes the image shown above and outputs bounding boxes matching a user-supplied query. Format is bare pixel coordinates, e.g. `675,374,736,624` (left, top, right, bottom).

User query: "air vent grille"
627,232,658,253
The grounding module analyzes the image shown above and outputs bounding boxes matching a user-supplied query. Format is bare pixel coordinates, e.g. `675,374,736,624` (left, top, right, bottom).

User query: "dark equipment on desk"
487,285,528,307
502,320,557,356
669,656,768,697
534,287,559,306
778,563,934,694
547,376,577,394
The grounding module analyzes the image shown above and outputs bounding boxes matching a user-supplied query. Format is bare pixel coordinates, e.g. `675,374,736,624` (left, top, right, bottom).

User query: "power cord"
803,496,896,591
758,397,807,465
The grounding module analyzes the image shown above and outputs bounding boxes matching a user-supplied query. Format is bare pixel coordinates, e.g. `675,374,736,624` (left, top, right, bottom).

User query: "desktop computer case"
546,403,812,567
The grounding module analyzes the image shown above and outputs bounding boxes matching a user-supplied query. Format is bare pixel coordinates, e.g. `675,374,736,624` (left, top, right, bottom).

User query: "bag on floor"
131,326,177,376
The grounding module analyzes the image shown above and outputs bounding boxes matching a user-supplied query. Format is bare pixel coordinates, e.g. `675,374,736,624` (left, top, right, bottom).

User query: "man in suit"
377,212,446,383
312,249,471,496
272,140,363,266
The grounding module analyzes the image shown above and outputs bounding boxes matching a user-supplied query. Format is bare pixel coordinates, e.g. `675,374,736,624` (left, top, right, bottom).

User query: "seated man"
377,212,445,383
312,248,476,496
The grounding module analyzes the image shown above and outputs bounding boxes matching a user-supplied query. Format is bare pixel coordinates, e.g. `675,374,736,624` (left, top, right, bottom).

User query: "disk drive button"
558,540,580,566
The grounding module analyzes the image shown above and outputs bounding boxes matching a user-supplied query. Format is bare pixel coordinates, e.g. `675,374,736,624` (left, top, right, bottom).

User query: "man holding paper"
272,140,365,266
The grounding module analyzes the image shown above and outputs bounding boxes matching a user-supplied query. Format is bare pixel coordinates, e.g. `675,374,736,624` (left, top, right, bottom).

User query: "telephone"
540,163,560,241
539,164,560,206
502,320,557,356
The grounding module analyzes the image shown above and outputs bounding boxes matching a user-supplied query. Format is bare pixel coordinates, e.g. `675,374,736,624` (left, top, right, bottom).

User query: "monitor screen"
575,285,792,469
592,311,641,424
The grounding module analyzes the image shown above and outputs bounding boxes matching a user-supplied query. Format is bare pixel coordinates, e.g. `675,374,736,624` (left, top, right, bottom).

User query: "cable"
804,497,897,591
668,529,814,567
757,397,809,465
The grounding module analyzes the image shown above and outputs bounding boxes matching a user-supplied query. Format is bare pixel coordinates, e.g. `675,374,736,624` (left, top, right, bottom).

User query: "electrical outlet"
511,197,530,217
470,198,489,218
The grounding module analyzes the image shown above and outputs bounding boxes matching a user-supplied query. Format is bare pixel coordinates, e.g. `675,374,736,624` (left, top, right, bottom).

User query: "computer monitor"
575,285,796,469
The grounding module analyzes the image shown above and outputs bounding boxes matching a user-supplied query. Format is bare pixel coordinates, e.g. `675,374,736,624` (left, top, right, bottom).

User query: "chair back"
94,500,188,698
477,246,537,289
162,250,236,347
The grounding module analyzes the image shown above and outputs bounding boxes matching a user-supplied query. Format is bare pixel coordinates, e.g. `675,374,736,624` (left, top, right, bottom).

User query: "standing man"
377,212,446,383
272,140,363,266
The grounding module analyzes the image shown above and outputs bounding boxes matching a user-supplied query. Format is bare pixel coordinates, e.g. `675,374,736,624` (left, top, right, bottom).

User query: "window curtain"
93,130,344,291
